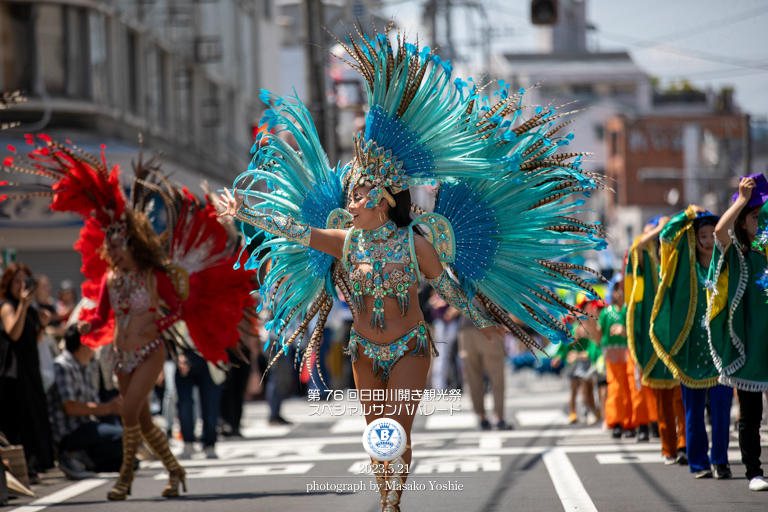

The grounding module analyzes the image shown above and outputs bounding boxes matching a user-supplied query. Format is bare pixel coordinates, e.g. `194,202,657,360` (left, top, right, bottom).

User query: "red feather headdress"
2,135,129,301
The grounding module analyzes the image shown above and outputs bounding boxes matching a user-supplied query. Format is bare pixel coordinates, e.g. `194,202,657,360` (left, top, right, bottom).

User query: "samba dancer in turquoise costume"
220,24,606,512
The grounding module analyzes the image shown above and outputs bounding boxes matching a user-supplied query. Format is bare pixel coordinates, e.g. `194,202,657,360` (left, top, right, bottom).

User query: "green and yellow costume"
626,237,679,389
706,216,768,391
650,206,719,389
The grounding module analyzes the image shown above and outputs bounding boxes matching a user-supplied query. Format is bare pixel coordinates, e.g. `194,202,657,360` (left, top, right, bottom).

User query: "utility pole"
743,113,752,175
424,0,438,50
443,0,454,62
304,0,335,161
464,1,492,78
683,123,701,207
422,0,456,61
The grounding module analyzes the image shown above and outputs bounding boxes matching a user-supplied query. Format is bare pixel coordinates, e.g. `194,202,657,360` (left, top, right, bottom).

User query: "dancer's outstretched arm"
218,188,346,259
413,235,505,342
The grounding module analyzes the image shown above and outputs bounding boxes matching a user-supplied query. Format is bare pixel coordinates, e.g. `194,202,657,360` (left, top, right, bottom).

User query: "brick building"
605,112,746,251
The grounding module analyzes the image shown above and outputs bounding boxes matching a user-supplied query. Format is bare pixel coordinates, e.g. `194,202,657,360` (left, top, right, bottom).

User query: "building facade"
490,0,751,272
0,0,279,288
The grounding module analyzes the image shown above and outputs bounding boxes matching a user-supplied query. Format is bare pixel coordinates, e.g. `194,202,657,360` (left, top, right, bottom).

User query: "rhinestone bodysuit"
344,220,419,330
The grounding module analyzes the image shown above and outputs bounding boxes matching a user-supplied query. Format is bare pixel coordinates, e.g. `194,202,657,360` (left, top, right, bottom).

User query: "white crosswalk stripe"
153,464,316,479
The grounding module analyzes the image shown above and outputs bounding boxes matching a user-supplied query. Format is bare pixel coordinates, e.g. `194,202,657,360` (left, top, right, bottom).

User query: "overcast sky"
375,0,768,117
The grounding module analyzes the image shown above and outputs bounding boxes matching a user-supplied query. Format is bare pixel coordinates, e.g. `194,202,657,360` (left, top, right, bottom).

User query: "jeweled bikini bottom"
345,321,437,382
109,338,165,376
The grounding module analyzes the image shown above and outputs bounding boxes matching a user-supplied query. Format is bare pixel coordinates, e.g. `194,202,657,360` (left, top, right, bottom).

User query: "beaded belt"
109,338,165,375
345,321,436,382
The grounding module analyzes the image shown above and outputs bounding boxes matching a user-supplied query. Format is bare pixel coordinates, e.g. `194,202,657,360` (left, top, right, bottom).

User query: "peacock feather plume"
233,93,345,359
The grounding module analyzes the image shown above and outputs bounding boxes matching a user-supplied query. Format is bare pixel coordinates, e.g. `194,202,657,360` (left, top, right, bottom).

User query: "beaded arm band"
427,270,496,329
235,204,311,246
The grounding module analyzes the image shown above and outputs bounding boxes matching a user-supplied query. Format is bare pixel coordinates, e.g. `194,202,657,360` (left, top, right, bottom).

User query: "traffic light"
531,0,558,25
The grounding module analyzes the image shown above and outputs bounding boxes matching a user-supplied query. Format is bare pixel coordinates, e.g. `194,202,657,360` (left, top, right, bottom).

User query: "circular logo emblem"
362,418,407,461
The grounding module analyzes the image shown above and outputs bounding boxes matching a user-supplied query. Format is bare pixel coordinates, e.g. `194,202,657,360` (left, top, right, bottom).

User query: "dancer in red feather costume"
2,135,254,501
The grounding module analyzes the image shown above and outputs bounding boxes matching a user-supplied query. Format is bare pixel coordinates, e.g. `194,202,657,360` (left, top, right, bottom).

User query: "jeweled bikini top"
343,220,420,330
109,268,153,330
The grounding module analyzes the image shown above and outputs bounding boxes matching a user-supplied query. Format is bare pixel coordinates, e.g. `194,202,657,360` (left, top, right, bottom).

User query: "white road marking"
413,456,501,474
238,419,294,438
218,443,324,460
563,444,678,454
451,427,604,443
515,410,570,426
478,436,503,450
557,436,648,446
596,452,667,464
542,448,598,512
174,426,608,460
8,478,108,512
346,457,502,474
416,441,447,449
153,464,314,479
498,392,571,408
241,401,336,423
424,414,479,430
330,418,367,433
597,450,744,465
142,446,547,469
145,443,673,470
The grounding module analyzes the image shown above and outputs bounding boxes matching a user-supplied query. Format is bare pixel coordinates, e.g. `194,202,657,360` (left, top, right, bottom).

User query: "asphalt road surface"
7,368,768,512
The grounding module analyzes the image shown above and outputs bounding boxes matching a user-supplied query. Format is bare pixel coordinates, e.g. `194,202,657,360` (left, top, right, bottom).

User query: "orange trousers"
645,385,658,423
606,355,654,430
653,386,686,458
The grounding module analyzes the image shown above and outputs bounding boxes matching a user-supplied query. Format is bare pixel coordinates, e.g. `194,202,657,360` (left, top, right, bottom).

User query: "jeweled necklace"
365,219,397,241
349,220,416,330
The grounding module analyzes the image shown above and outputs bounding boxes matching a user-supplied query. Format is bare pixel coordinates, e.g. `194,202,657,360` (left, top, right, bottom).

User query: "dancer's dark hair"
734,204,762,256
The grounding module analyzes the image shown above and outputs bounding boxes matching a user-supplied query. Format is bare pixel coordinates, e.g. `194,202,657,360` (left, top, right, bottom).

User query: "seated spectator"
48,325,123,477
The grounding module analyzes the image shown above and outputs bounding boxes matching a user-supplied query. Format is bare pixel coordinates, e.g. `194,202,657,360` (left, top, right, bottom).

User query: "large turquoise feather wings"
237,24,607,367
427,173,605,350
233,92,347,366
336,25,607,348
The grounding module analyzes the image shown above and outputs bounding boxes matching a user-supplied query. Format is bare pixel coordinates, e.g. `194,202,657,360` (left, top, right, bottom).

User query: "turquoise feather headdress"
333,25,535,206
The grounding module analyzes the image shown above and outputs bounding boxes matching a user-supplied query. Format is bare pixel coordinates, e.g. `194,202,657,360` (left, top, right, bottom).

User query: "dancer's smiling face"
106,239,137,272
348,184,389,230
695,224,715,259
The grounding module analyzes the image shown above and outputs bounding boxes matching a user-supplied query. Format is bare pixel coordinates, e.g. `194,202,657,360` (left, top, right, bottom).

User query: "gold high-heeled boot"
383,445,410,512
142,424,187,497
370,457,387,505
107,424,142,500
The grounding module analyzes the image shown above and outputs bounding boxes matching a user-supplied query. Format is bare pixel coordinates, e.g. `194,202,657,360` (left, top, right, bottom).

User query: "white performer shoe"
749,476,768,491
